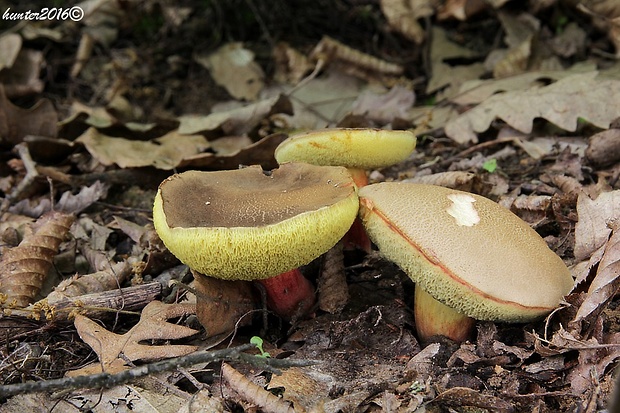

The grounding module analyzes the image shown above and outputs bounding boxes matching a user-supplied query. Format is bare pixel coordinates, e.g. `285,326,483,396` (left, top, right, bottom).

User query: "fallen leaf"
0,85,57,145
68,300,198,376
0,33,22,71
445,71,620,143
178,94,292,136
76,128,209,169
195,42,265,101
350,85,415,124
380,0,433,44
571,220,620,333
0,48,45,97
574,190,620,261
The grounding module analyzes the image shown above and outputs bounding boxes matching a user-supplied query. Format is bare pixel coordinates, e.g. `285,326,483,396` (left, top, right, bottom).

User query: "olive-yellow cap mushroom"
152,162,359,280
358,182,574,342
274,128,417,171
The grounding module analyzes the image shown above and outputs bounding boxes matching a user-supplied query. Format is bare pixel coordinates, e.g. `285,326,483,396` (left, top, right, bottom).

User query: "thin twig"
0,344,317,398
1,143,39,213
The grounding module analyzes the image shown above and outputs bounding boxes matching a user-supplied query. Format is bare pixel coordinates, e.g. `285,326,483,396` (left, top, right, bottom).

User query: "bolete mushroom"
152,162,359,319
357,182,574,343
274,128,417,187
275,128,416,251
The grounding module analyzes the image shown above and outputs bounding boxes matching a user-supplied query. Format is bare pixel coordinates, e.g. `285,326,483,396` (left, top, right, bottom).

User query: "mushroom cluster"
357,182,574,343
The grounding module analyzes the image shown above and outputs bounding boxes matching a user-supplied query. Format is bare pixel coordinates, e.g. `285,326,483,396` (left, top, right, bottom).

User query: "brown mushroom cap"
153,163,359,280
274,128,417,169
358,182,574,322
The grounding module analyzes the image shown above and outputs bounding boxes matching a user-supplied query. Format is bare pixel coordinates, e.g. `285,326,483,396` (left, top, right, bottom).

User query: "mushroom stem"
414,286,475,343
342,167,372,252
255,268,316,320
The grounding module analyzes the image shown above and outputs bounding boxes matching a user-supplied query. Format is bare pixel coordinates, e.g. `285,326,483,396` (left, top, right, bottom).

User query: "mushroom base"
414,286,475,344
256,268,316,320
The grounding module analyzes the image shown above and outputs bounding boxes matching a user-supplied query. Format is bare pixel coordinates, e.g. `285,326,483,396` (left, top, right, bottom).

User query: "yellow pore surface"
275,128,417,169
153,164,359,280
358,182,574,322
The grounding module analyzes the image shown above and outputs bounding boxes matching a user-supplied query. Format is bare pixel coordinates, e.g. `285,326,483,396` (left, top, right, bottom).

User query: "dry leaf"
311,36,404,78
571,220,620,332
193,273,255,338
0,85,57,145
586,129,620,167
44,260,131,304
350,85,415,124
0,33,22,71
68,301,198,376
0,48,45,97
437,0,489,20
178,94,292,136
574,190,620,261
380,0,433,44
445,71,620,143
178,132,287,170
267,367,333,412
76,128,209,169
431,387,515,413
195,42,265,101
0,211,75,308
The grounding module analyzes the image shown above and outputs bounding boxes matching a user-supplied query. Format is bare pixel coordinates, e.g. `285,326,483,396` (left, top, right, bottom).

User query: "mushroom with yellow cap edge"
357,182,574,343
275,128,417,251
152,162,359,320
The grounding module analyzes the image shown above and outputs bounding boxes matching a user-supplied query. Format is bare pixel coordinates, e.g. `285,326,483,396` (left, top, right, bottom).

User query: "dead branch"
0,344,316,398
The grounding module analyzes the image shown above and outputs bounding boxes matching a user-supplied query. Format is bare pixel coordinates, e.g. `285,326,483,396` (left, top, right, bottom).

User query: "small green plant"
250,336,271,358
482,158,497,173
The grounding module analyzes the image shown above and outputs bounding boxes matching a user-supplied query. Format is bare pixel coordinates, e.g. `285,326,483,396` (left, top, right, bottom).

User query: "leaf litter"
0,1,620,412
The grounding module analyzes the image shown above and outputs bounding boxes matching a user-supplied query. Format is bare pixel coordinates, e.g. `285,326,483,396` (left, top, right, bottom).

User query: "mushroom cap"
358,182,574,322
153,163,359,280
274,128,417,170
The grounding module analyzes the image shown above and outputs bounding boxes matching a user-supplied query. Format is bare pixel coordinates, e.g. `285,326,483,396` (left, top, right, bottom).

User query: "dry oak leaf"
0,84,57,145
380,0,433,44
445,71,620,143
574,190,620,261
0,211,75,308
68,300,198,376
571,219,620,332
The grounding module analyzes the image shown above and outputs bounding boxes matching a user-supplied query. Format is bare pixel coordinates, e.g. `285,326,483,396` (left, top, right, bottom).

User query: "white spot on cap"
446,193,480,227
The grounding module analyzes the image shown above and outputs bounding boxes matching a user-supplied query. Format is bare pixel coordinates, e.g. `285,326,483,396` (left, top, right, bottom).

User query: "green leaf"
482,158,497,173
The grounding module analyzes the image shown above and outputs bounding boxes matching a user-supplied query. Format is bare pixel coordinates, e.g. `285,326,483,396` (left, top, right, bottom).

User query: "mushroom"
357,182,574,343
275,128,417,187
152,162,359,319
275,128,416,251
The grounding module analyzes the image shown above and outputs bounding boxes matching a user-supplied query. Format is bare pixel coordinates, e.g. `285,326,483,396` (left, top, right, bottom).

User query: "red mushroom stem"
414,286,475,343
343,167,372,252
255,268,316,320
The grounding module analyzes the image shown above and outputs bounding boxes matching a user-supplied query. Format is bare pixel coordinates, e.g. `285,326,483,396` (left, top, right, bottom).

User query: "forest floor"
0,0,619,412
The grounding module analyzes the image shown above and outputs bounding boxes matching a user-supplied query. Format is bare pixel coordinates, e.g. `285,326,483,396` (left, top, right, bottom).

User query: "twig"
1,143,39,213
0,344,317,398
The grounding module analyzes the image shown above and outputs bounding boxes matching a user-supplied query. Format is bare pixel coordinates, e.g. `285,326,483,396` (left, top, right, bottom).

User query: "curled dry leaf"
586,129,620,168
221,363,295,413
570,219,620,334
311,36,404,78
69,300,198,376
44,260,132,304
193,272,256,338
0,211,75,308
380,0,433,44
431,387,515,413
